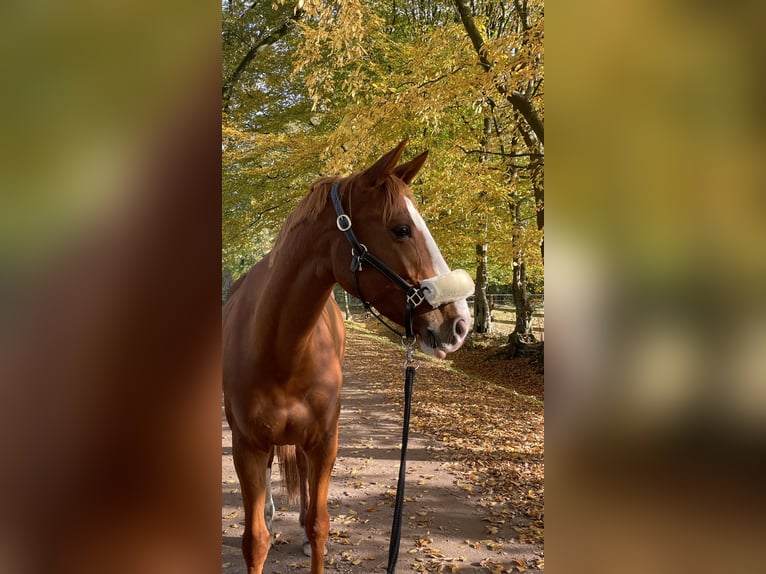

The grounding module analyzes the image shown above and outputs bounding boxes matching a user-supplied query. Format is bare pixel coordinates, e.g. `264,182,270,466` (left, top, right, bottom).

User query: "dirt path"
222,328,543,573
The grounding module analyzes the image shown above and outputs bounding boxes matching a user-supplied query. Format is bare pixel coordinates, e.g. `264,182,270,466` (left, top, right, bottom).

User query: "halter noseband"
330,182,425,340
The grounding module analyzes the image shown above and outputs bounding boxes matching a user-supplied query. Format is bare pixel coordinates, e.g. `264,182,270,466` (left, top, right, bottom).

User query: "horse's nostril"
455,318,467,338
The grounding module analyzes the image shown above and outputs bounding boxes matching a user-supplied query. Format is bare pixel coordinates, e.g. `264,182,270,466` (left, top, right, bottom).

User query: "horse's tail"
275,445,301,505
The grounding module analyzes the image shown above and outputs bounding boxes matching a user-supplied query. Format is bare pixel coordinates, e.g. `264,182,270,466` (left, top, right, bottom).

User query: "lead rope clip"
402,336,420,370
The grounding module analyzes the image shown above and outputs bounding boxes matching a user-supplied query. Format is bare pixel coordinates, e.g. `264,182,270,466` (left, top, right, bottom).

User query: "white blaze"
405,198,450,275
405,198,471,320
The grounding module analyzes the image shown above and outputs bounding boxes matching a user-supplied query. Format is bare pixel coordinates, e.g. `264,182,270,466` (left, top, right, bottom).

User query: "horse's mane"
269,173,412,267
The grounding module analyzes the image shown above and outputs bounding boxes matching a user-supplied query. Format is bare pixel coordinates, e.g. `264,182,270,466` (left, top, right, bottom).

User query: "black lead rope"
386,362,416,574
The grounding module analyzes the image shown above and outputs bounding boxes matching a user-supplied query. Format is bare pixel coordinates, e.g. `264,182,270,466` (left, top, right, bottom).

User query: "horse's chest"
247,381,340,448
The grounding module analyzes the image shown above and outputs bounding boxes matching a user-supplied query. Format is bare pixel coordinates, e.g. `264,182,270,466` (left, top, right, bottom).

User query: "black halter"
330,181,426,340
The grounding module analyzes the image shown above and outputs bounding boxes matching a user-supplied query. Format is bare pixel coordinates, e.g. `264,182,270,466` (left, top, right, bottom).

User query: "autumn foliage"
222,0,544,292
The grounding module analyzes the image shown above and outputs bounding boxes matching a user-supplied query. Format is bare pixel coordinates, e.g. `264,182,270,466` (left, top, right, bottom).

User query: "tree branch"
512,0,530,33
453,0,492,72
452,0,544,144
456,145,543,158
507,90,544,145
394,65,468,92
222,5,306,110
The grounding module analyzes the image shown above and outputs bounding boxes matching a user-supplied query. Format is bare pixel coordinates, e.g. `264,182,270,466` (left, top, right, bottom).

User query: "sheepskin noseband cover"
420,269,475,308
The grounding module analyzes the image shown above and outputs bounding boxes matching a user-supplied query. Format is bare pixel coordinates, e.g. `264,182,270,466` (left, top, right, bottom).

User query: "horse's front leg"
304,433,338,574
231,435,272,574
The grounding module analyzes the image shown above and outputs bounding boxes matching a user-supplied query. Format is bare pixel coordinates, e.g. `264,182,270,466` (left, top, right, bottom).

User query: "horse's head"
331,140,474,358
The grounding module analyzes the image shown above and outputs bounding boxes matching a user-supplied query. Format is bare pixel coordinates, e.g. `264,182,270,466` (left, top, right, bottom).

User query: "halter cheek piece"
330,182,474,342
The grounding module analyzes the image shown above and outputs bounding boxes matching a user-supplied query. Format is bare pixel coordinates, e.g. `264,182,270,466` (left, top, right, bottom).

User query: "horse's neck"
254,224,337,369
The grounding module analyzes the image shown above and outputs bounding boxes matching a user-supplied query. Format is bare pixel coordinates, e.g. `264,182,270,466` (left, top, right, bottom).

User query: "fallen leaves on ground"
346,319,545,548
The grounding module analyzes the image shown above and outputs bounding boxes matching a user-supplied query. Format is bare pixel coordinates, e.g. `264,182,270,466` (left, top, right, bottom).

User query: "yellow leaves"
476,557,530,573
411,533,466,573
292,0,386,108
465,538,503,552
332,508,369,526
415,535,433,548
479,559,505,574
334,546,376,566
512,524,544,545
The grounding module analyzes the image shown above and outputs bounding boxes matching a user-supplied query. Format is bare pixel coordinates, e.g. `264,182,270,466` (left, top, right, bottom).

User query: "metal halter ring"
351,244,367,258
336,214,352,232
406,289,425,308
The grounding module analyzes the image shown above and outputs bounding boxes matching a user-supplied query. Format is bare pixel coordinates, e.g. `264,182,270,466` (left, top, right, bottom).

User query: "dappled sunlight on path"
222,322,544,573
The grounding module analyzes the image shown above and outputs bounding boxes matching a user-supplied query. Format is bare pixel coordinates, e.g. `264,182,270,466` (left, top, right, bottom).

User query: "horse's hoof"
302,542,328,557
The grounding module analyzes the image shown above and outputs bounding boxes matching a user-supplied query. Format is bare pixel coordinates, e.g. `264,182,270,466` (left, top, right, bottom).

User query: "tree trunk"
472,115,493,335
511,258,534,336
506,182,540,358
473,243,492,333
507,257,542,358
342,290,351,321
515,118,544,260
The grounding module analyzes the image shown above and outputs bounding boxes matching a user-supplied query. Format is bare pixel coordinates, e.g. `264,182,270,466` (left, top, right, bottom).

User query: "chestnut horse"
223,140,473,574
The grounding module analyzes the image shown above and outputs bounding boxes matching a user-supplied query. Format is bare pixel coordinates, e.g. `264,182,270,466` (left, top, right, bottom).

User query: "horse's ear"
393,150,428,185
360,139,408,186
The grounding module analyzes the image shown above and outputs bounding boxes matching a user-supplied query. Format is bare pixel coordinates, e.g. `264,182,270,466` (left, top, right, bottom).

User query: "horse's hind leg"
296,448,324,557
265,448,275,535
232,434,271,574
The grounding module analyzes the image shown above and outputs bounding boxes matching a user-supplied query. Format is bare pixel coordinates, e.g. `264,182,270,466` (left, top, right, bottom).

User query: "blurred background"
547,0,766,572
0,2,221,573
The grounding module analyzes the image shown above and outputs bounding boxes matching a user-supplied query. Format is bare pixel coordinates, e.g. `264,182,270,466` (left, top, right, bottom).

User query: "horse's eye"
392,225,412,239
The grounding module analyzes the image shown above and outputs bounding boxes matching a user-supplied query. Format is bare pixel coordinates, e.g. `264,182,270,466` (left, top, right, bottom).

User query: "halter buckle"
336,214,352,232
